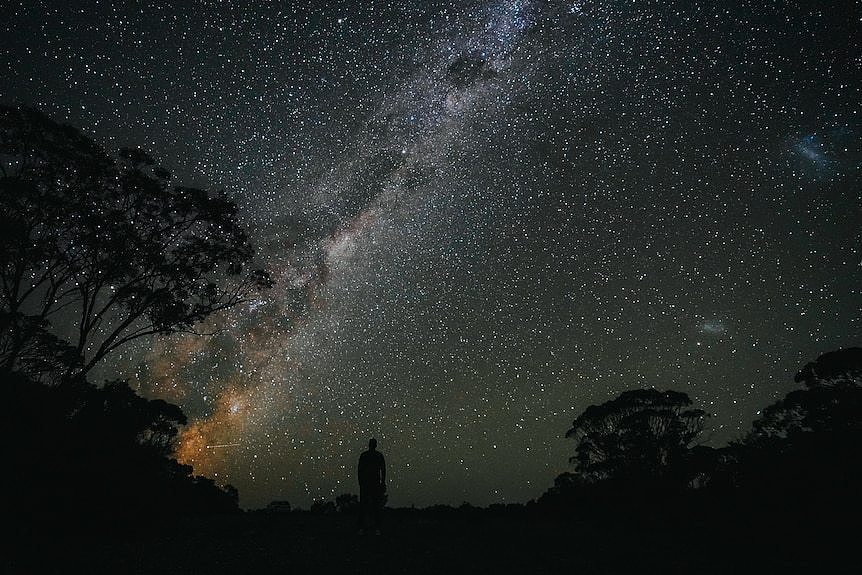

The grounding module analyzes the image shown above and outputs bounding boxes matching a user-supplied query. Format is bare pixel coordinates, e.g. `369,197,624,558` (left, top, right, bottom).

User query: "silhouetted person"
357,438,386,534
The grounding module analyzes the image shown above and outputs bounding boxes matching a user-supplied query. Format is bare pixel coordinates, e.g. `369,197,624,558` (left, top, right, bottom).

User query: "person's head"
368,438,377,451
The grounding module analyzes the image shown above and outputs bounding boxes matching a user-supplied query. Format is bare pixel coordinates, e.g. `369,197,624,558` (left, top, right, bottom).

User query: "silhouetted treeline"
264,347,861,528
539,347,862,522
6,369,239,531
240,350,859,575
1,106,270,535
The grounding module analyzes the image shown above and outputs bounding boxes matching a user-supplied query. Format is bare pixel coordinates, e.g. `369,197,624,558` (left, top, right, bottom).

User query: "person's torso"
358,450,384,483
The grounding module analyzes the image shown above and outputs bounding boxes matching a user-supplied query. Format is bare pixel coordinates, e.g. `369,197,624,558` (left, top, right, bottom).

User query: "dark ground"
8,501,852,575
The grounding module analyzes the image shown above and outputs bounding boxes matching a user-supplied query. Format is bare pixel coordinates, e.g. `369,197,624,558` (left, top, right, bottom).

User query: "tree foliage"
748,347,862,441
729,348,862,494
795,347,862,388
0,105,272,381
550,349,862,509
335,492,359,514
565,388,707,484
0,107,259,526
6,369,239,525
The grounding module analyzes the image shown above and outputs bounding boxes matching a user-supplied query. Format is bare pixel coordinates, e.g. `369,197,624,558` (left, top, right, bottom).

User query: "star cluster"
3,0,860,508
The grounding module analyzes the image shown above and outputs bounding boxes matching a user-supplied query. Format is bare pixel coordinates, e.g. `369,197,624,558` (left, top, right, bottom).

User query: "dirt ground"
11,504,845,575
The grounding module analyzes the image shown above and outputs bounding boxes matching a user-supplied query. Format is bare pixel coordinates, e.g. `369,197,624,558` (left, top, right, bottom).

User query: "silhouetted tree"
310,499,337,514
796,347,862,386
265,500,292,513
0,312,81,381
6,369,239,528
565,389,708,486
748,347,862,441
335,492,359,514
0,106,272,381
733,348,862,494
223,483,240,507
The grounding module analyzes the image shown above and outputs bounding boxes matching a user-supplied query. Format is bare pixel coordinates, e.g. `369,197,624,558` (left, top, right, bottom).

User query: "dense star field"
3,0,859,509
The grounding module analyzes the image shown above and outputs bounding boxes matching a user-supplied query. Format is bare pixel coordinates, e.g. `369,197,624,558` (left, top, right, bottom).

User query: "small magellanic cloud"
700,318,727,335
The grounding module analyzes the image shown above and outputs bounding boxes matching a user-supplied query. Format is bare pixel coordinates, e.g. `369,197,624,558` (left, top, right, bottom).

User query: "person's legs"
372,488,382,533
358,485,368,531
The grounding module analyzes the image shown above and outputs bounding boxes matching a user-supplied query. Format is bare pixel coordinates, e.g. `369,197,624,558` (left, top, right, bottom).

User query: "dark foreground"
8,500,853,575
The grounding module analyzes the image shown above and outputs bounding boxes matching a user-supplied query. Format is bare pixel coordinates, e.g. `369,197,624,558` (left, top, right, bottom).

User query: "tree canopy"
6,369,239,524
565,388,707,484
1,106,262,526
551,349,862,507
749,347,862,441
0,105,272,381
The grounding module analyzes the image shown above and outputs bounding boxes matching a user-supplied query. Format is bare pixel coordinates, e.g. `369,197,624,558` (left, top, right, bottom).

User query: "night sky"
3,0,860,509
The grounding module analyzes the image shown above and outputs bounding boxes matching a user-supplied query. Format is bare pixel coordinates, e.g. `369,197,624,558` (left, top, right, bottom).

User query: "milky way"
3,0,860,508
